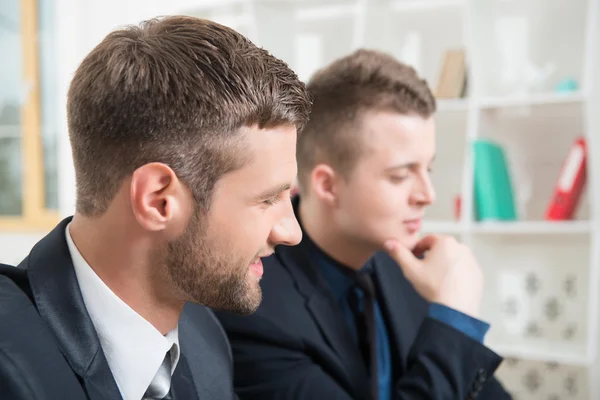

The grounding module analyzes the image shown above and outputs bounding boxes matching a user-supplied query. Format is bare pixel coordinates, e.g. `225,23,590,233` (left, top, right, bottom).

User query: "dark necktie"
353,272,379,400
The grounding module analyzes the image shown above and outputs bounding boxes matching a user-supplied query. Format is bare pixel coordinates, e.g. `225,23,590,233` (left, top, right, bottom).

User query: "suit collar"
178,303,234,399
275,196,369,398
21,217,122,400
277,196,327,299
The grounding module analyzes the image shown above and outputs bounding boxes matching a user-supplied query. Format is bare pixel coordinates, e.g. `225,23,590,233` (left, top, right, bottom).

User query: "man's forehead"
359,120,435,164
233,124,297,177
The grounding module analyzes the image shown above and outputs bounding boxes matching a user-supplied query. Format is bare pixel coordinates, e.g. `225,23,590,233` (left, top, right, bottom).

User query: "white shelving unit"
182,1,600,398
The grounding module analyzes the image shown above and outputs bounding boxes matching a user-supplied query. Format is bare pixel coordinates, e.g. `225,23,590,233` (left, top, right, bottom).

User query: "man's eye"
389,176,407,183
263,196,281,206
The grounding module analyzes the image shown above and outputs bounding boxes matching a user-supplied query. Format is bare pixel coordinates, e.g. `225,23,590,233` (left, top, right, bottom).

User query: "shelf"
390,0,465,12
422,221,462,234
478,91,586,110
489,342,591,366
471,221,592,235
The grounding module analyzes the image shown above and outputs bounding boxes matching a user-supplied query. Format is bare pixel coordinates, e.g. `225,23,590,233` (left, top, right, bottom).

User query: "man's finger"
412,234,439,256
384,239,421,278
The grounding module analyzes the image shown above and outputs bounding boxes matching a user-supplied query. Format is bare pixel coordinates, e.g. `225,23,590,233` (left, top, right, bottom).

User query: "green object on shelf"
473,139,518,221
555,78,578,93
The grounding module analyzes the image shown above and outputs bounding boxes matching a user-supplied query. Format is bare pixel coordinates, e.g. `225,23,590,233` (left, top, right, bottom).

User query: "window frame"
0,0,59,231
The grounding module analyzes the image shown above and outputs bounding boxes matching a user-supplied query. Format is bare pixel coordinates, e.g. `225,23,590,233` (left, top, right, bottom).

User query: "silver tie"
143,346,174,400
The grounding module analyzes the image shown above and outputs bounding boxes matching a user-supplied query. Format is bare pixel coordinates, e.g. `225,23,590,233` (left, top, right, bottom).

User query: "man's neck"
69,214,183,335
299,197,374,271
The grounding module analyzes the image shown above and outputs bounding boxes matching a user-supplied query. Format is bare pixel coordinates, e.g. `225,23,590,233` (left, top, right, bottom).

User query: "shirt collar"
66,223,180,400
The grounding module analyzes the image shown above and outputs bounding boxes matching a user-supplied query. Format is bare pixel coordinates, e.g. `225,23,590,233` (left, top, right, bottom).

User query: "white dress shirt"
66,223,180,400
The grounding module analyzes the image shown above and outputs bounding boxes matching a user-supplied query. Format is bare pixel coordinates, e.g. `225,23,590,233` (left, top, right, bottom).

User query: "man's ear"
310,164,340,207
130,162,192,234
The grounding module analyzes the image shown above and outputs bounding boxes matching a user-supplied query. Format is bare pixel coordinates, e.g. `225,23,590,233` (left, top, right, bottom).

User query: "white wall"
0,233,47,265
0,0,225,264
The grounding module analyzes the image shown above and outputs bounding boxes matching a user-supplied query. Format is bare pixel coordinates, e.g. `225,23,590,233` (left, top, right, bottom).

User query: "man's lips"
249,258,264,278
403,218,422,233
249,252,273,279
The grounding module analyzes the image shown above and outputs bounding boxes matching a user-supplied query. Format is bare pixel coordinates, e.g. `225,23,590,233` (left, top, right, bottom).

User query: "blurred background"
1,0,600,398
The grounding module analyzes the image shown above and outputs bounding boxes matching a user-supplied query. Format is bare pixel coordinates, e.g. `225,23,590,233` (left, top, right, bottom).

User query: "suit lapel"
82,357,124,400
277,236,369,398
373,254,429,376
22,218,122,400
170,354,200,400
178,305,232,400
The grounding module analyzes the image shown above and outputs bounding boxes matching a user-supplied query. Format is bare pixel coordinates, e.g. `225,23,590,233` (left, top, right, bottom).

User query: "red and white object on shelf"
545,136,587,221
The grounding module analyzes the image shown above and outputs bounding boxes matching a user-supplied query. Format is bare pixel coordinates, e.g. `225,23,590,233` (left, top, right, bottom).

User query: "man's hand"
384,235,484,318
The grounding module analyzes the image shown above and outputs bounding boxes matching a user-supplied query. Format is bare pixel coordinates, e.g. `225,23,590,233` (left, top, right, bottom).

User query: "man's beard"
165,209,262,315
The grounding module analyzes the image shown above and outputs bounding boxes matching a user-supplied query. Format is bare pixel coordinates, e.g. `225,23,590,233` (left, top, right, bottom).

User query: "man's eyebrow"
385,162,416,172
256,183,292,199
384,155,436,171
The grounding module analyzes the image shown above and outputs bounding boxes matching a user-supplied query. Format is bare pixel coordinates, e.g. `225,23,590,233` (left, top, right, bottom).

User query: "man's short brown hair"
296,48,436,191
67,16,311,216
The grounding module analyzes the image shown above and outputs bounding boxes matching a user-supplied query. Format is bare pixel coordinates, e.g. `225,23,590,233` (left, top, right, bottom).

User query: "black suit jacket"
215,200,512,400
0,218,236,400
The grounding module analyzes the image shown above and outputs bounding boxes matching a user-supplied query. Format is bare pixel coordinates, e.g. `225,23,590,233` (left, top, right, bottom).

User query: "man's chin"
217,284,262,316
230,301,261,316
391,232,421,252
218,294,262,316
178,278,262,315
